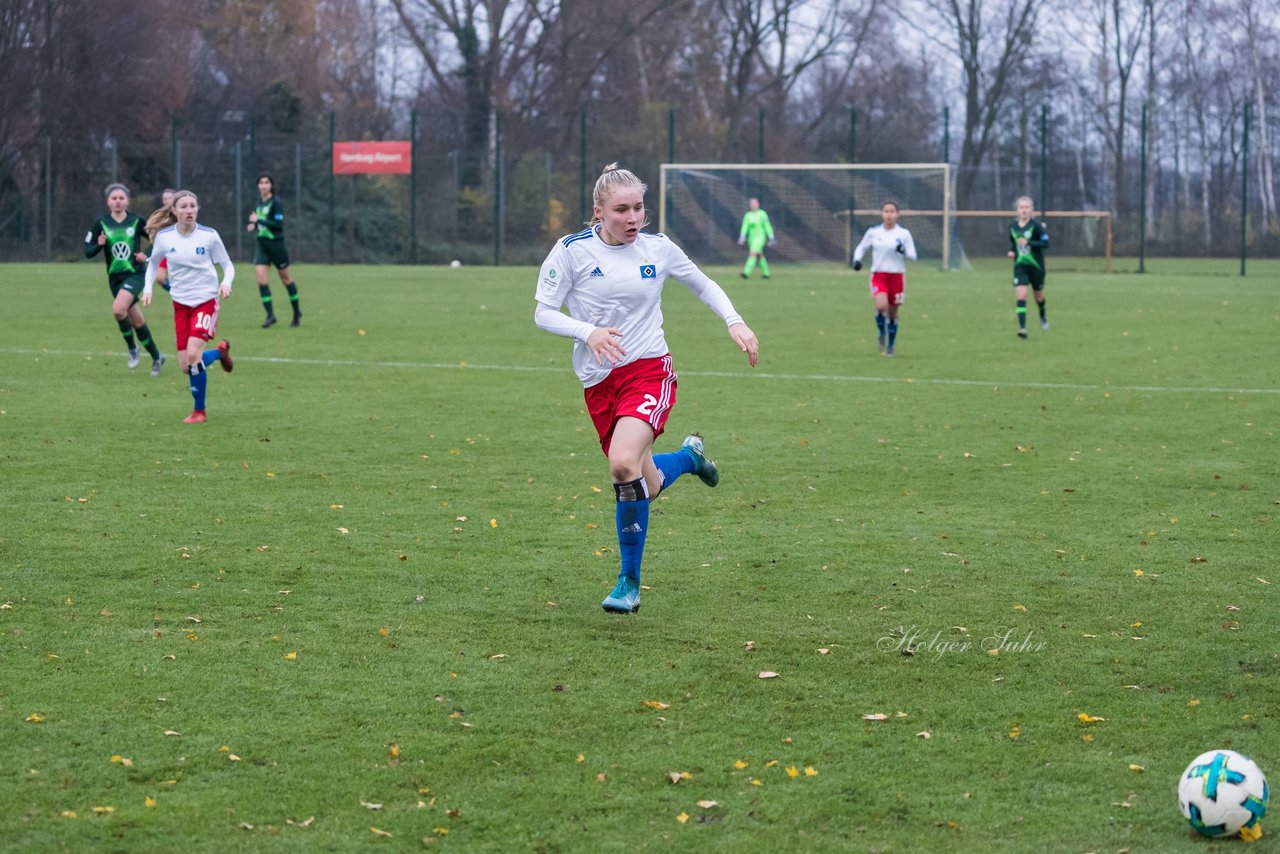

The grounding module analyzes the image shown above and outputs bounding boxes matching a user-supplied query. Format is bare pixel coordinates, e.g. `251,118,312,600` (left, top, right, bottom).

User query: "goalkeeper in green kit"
737,197,775,279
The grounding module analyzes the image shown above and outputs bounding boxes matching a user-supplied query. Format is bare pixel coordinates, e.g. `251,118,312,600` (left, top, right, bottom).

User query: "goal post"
659,162,957,270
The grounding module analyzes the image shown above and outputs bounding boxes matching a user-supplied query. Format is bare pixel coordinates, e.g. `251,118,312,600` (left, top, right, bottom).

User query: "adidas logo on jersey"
589,266,605,278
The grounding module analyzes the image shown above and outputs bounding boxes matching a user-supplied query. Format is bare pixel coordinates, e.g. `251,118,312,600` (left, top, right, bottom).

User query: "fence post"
328,111,335,265
667,107,675,164
1240,101,1249,278
493,111,503,267
943,106,949,164
235,141,243,259
1138,104,1147,274
579,106,588,225
294,143,301,242
1039,104,1048,215
410,110,418,264
44,136,52,259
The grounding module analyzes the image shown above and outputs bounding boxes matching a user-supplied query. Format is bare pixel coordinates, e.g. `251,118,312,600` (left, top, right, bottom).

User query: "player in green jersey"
247,174,301,327
84,184,165,374
1007,195,1049,339
737,197,776,279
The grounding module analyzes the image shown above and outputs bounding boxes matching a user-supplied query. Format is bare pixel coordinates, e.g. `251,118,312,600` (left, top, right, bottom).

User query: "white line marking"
4,347,1276,395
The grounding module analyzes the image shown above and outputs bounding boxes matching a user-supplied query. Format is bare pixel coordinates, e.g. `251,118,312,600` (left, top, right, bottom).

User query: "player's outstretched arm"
728,323,759,368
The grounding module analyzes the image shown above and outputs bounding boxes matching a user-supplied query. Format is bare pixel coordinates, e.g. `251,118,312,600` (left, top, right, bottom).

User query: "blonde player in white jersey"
142,191,235,423
851,199,918,356
535,163,759,614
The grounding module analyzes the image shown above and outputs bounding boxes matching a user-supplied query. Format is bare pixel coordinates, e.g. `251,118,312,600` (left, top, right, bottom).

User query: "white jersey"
535,227,744,388
144,224,234,307
852,224,917,274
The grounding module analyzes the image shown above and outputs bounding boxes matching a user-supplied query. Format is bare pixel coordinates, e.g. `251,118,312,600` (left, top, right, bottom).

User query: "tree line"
2,0,1275,259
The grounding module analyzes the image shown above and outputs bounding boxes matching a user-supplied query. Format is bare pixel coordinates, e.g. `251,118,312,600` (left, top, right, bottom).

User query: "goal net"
658,163,961,269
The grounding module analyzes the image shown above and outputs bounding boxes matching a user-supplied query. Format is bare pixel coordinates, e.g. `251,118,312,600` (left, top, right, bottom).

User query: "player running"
851,199,917,356
84,184,165,375
1008,195,1049,338
737,197,776,279
247,174,301,327
142,191,235,423
535,163,759,614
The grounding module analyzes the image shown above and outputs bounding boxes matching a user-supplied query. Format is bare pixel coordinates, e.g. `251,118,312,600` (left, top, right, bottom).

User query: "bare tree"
1233,0,1276,231
1090,0,1149,215
912,0,1042,209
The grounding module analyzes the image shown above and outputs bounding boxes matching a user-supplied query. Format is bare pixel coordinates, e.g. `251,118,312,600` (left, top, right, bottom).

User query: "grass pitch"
1,257,1277,851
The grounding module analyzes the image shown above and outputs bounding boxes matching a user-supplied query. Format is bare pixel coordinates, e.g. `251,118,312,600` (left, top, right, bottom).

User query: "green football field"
1,257,1277,851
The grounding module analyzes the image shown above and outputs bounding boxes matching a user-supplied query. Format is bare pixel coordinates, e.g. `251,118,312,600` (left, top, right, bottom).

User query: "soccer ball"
450,259,462,268
1177,749,1268,837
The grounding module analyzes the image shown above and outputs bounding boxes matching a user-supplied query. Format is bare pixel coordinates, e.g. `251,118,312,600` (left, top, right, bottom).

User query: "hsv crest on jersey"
639,264,656,279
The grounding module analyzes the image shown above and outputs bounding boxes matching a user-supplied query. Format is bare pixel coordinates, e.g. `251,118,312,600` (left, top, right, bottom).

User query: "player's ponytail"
589,163,649,228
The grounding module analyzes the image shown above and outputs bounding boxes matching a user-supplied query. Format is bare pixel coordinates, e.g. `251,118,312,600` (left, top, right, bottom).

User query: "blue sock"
614,479,649,583
887,320,899,348
201,348,219,368
875,311,886,336
653,448,697,492
188,364,208,411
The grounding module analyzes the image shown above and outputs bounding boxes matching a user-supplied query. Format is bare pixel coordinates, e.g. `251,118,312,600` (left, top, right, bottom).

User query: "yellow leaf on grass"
370,826,392,837
1082,734,1095,743
785,766,799,778
1077,713,1106,723
734,760,748,770
765,760,778,768
219,745,231,752
1188,699,1200,706
862,713,888,721
676,812,689,824
285,652,298,660
228,754,241,762
696,800,718,809
641,700,669,710
388,744,400,758
1009,724,1021,740
1240,824,1263,841
804,766,819,776
92,806,114,814
1133,569,1144,576
489,653,508,660
378,626,390,637
750,778,763,786
337,527,349,534
489,519,498,528
1013,604,1027,612
758,671,780,679
576,753,585,763
590,486,603,493
1129,764,1145,772
25,712,46,724
60,810,77,818
432,827,449,836
145,796,156,808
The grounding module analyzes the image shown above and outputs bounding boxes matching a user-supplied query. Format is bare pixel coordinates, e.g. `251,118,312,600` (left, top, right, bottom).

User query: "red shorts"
584,355,677,455
173,298,220,350
869,272,905,305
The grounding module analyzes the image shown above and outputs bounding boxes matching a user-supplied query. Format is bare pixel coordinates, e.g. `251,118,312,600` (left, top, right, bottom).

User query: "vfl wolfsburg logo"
111,242,132,261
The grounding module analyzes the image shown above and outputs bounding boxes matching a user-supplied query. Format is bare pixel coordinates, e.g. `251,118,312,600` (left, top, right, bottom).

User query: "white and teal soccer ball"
449,259,462,268
1177,749,1268,837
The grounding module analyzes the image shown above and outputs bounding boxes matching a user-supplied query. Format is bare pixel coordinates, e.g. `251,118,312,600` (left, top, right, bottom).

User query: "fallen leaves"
640,700,669,710
24,712,46,724
1076,713,1106,724
757,671,780,680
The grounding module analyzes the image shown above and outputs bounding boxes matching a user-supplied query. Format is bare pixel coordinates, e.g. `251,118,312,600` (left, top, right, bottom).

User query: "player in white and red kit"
143,190,235,423
851,200,917,356
535,163,760,614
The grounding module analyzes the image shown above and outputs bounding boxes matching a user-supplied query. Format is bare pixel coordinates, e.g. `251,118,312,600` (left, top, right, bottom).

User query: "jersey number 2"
635,394,659,416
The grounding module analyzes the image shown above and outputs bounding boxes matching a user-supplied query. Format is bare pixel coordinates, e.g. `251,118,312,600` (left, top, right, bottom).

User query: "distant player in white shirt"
535,163,759,615
851,200,917,356
142,190,235,423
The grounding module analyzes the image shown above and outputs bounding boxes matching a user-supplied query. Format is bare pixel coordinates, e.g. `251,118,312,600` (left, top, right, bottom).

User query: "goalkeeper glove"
895,240,905,255
737,236,746,246
852,259,863,271
767,237,776,247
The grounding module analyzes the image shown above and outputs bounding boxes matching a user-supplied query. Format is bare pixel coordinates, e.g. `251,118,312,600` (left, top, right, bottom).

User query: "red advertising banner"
332,141,412,174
